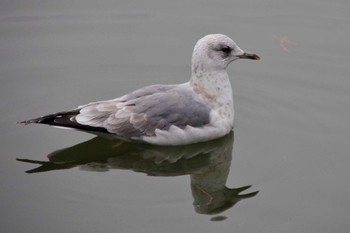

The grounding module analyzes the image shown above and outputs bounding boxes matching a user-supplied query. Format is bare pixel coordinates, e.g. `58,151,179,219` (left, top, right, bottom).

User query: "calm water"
1,1,350,233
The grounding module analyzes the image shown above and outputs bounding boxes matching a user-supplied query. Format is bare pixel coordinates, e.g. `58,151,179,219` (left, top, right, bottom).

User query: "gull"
20,34,260,146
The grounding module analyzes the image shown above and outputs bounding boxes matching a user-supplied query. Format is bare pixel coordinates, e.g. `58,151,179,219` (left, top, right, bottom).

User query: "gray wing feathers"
75,84,211,138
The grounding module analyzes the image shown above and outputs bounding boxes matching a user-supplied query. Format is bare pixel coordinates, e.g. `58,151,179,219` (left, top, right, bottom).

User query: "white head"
191,34,260,74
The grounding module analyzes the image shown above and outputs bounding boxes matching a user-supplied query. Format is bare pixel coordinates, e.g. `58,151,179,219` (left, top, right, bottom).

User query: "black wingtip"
18,110,110,135
17,117,45,125
18,110,81,126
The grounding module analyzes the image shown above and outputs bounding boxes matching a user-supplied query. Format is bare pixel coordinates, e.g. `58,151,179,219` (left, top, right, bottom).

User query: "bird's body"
20,34,259,146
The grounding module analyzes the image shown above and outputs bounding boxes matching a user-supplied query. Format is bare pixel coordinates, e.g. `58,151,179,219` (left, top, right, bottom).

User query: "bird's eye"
221,46,232,54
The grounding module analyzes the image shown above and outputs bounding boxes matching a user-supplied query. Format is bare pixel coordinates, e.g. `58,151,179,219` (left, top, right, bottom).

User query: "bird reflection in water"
17,132,258,221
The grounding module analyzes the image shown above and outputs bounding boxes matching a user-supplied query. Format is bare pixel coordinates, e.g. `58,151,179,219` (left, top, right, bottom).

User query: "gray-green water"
1,1,350,232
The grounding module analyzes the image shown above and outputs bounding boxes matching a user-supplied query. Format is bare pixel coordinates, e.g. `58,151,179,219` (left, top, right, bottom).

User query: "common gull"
20,34,260,145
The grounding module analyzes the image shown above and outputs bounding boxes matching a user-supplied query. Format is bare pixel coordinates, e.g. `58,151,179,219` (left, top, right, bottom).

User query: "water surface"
1,1,350,233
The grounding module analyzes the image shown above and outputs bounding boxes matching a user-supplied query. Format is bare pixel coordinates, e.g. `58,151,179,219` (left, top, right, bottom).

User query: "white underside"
137,110,233,146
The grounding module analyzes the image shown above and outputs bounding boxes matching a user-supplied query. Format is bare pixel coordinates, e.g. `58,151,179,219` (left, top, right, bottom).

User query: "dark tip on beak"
237,52,260,60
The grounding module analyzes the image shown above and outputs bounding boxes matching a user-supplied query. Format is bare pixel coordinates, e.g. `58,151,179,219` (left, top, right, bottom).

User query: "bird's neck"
190,69,234,127
190,69,233,107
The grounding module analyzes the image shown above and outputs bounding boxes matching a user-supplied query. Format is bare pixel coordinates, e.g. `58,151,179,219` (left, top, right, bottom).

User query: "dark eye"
221,46,232,54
